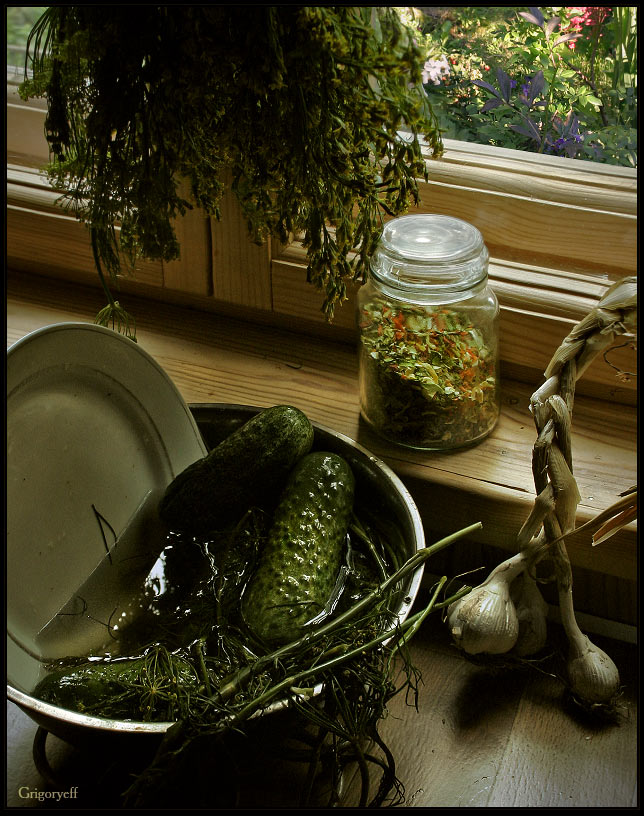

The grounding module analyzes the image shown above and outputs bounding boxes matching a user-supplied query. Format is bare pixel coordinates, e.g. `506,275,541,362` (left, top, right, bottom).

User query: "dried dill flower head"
20,6,442,322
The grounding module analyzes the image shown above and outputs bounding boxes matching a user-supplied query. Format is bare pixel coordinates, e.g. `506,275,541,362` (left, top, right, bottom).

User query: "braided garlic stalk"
447,276,637,707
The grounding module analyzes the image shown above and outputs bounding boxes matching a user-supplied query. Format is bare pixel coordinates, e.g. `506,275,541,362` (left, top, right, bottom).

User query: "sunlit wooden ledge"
6,270,636,628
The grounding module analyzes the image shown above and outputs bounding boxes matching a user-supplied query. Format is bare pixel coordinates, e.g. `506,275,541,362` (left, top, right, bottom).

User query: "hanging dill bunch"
20,6,443,323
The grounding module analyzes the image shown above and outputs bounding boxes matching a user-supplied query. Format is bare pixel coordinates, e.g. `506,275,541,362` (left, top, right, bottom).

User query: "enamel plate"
6,323,207,690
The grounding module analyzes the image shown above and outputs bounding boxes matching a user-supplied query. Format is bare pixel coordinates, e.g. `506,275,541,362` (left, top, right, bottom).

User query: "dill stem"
216,522,482,704
222,537,481,726
300,725,329,808
432,585,472,609
228,602,424,723
349,516,389,582
192,639,211,696
355,743,371,807
90,227,116,309
366,730,398,807
390,575,447,657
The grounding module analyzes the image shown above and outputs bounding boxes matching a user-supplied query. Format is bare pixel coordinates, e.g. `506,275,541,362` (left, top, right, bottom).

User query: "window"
6,6,47,73
405,7,637,169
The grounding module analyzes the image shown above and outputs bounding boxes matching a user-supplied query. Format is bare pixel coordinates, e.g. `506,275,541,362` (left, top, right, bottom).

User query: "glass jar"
357,214,500,451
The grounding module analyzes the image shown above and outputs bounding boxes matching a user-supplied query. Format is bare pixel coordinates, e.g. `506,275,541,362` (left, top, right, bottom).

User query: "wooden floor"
6,608,638,809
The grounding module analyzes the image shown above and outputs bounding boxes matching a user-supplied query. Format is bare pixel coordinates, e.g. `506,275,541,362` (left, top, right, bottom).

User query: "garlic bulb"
512,572,548,657
447,554,526,655
557,569,621,705
567,633,621,705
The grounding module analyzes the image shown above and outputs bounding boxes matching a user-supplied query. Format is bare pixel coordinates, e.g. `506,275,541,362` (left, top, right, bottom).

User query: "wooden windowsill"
6,270,637,621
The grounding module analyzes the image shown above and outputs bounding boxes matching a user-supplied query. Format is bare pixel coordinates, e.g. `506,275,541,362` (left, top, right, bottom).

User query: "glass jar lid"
370,214,489,299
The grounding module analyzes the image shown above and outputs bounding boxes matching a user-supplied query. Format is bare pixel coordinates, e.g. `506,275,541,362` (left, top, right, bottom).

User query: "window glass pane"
401,6,637,167
6,6,47,77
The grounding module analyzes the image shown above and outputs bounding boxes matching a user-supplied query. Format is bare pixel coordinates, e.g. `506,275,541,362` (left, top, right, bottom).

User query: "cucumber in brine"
242,451,355,646
33,648,200,721
159,405,314,534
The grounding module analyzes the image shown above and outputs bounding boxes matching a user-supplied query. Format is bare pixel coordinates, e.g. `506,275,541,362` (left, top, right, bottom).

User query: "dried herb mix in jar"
358,214,500,450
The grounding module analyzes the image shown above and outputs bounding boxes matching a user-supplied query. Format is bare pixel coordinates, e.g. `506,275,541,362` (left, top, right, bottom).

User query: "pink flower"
566,6,610,27
562,7,610,48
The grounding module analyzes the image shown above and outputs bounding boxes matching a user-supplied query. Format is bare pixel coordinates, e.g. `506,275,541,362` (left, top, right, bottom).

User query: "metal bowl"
7,403,425,747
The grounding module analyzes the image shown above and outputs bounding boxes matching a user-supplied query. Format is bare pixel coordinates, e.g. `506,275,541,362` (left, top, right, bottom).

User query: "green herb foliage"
20,6,443,329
